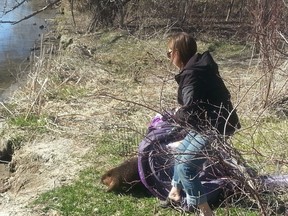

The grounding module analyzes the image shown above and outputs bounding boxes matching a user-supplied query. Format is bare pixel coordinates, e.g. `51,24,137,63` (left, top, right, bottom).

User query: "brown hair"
168,32,197,66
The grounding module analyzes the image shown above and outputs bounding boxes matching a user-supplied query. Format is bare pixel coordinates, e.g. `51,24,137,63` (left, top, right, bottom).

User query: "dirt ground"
0,136,91,216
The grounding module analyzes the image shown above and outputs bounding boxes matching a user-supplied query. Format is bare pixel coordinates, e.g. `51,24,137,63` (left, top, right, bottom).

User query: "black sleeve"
173,71,203,126
180,71,202,106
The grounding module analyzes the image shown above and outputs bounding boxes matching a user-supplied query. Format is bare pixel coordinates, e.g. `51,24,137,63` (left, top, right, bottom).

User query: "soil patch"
0,137,90,216
0,164,10,193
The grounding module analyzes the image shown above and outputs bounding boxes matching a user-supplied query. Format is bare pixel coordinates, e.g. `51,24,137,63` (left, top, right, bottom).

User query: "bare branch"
97,93,160,114
0,20,13,24
12,0,60,25
3,0,26,15
0,0,60,25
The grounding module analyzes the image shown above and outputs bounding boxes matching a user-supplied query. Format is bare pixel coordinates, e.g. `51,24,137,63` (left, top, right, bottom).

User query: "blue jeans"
171,131,211,206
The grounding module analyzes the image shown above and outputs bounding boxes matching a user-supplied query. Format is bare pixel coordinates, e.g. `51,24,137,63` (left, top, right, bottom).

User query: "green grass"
33,166,263,216
30,32,287,215
93,127,146,157
29,113,288,215
8,114,48,133
95,31,165,81
47,85,88,101
197,40,250,59
33,131,181,216
32,127,272,216
233,117,288,174
33,169,160,216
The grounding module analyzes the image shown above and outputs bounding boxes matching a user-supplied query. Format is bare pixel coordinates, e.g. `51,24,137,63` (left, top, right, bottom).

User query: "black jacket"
174,51,241,135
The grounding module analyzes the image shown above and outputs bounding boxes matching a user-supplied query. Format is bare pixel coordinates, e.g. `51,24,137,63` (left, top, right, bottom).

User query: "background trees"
71,0,287,107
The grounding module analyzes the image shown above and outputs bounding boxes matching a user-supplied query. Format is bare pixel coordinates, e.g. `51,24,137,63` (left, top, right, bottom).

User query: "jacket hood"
183,51,218,74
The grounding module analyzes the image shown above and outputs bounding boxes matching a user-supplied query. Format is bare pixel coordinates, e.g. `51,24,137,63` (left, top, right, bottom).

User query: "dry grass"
1,5,287,215
5,14,288,170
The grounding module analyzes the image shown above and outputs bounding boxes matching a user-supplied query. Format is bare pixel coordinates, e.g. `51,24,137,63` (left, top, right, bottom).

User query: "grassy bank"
1,6,287,216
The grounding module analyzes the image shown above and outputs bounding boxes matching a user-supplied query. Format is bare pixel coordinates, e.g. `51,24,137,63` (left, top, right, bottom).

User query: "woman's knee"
176,162,198,178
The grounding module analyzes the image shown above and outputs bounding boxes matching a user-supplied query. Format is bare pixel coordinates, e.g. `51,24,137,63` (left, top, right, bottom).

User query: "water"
0,0,55,97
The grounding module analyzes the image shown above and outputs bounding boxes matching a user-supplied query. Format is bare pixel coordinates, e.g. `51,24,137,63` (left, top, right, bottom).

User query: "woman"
164,32,240,215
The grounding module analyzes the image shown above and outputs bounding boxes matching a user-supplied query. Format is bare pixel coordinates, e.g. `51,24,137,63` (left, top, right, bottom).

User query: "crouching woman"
164,32,241,215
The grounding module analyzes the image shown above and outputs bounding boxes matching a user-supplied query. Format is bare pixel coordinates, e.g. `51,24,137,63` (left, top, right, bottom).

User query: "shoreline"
0,0,58,100
0,23,60,102
0,2,61,192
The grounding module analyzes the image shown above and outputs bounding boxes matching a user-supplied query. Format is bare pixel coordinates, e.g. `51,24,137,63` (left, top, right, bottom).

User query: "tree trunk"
226,0,235,21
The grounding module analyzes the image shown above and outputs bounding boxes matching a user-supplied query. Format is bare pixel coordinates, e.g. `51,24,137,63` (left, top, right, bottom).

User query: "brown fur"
101,156,141,192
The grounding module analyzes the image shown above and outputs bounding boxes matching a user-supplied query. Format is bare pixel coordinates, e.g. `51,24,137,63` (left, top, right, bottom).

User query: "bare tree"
250,0,287,107
82,0,132,32
225,0,235,21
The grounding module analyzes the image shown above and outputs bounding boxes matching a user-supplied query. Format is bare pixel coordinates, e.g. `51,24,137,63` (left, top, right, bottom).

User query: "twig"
271,158,288,165
0,159,9,164
0,102,14,116
277,30,288,44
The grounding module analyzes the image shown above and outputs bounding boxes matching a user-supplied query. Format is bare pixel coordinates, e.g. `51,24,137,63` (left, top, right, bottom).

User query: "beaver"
101,156,143,192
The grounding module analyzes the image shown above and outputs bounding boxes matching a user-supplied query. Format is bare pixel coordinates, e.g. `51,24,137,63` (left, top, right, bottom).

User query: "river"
0,0,56,99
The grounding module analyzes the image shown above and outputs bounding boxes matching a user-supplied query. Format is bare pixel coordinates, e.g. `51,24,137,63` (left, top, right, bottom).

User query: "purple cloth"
138,116,231,207
138,114,288,210
147,113,164,130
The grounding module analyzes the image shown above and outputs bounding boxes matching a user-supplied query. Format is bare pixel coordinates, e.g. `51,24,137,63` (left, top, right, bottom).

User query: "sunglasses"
167,50,172,58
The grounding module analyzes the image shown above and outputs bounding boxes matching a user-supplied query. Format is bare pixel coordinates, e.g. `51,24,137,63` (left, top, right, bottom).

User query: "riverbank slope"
0,2,287,215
